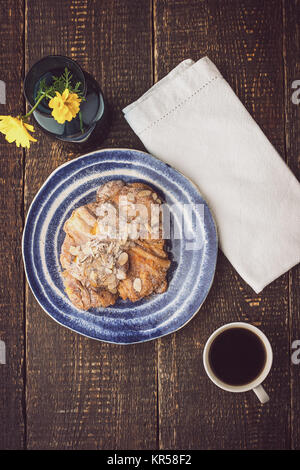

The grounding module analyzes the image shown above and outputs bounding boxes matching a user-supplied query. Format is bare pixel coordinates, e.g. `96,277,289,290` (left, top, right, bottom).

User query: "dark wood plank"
154,0,290,449
24,0,156,449
0,0,25,449
283,0,300,451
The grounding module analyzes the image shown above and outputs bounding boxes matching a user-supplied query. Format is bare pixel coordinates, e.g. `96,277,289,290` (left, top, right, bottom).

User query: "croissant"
60,180,171,310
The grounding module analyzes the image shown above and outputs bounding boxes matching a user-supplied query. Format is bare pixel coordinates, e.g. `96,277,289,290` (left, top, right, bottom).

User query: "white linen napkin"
123,57,300,293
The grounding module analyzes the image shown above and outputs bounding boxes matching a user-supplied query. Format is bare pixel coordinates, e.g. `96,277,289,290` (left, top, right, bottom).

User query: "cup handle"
252,384,269,404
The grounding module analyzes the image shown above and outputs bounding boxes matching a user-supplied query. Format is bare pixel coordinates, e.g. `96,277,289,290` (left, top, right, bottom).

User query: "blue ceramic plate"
22,149,218,344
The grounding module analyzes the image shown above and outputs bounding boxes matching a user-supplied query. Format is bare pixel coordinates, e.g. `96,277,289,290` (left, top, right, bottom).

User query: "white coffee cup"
203,322,273,403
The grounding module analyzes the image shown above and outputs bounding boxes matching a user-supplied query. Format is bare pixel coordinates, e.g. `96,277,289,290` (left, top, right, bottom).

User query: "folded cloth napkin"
123,57,300,293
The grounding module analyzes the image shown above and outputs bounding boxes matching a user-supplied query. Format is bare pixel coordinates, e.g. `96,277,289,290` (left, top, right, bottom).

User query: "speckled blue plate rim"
22,148,218,344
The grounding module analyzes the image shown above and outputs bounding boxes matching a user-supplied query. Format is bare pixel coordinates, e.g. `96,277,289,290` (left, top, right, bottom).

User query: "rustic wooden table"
0,0,299,450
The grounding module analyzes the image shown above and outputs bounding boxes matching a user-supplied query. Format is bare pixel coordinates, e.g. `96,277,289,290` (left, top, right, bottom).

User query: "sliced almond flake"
118,252,128,266
116,269,126,280
69,245,81,256
79,255,90,264
89,270,98,283
152,192,158,200
138,190,151,197
133,278,142,292
81,244,94,256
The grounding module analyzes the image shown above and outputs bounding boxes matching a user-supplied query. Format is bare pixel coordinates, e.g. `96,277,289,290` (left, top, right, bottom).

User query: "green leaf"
34,67,85,114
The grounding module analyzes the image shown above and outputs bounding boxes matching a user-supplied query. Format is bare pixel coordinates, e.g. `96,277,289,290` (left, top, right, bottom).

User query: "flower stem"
22,92,49,119
79,111,84,133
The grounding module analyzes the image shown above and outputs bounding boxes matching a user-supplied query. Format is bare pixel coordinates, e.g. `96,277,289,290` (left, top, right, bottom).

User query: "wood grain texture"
154,0,291,449
283,0,300,450
0,0,298,450
0,0,25,449
24,0,156,449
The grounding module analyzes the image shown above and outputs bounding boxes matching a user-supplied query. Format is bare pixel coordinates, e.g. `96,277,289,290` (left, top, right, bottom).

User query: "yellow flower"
0,115,37,148
48,88,81,124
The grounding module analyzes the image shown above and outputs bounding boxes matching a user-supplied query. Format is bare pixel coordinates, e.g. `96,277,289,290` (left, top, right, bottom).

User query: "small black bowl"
24,55,109,147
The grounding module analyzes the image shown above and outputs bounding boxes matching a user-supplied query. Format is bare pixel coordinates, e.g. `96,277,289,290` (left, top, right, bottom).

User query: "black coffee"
208,327,266,386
